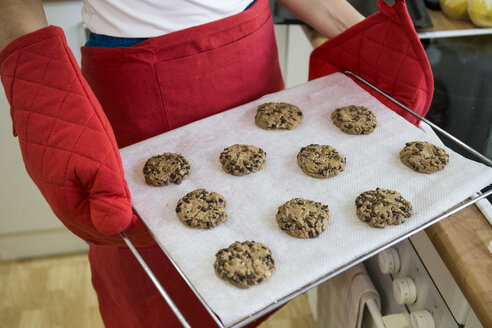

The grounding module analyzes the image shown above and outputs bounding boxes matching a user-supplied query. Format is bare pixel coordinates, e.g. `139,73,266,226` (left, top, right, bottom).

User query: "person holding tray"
0,0,363,326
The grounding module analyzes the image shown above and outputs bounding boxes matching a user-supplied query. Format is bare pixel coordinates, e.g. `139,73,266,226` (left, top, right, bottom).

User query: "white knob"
393,277,417,304
378,247,401,274
382,313,410,328
410,310,435,328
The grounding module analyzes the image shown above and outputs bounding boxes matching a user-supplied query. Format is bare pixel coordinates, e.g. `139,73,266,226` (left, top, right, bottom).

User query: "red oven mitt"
0,26,154,247
309,0,433,125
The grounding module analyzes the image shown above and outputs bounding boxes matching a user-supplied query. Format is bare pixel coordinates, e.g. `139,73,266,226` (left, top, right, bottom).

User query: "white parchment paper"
120,73,492,326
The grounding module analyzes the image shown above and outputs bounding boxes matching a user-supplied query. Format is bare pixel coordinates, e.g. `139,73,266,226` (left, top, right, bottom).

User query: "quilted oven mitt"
0,26,154,247
309,0,434,126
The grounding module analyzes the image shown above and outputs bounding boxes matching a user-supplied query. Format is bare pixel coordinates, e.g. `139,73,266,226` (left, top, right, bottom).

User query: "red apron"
81,0,283,149
81,0,284,326
0,0,431,326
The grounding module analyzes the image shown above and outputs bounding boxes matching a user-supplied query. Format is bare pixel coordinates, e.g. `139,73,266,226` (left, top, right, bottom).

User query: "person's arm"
0,1,154,247
0,0,48,50
276,0,364,38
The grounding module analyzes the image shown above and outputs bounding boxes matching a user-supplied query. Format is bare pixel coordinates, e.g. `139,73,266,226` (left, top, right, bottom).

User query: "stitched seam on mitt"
25,45,57,166
22,138,117,173
14,107,104,134
60,35,130,198
342,46,428,94
59,104,94,217
41,179,129,213
390,40,412,98
39,76,76,194
372,26,391,91
5,50,23,136
0,76,85,97
89,162,130,231
21,48,79,66
9,51,22,115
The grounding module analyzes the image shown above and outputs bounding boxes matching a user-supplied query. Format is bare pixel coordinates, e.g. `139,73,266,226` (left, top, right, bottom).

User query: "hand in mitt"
309,0,434,126
0,26,153,247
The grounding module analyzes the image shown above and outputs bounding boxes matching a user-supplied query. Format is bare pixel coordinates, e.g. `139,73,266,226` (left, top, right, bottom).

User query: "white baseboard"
0,229,89,261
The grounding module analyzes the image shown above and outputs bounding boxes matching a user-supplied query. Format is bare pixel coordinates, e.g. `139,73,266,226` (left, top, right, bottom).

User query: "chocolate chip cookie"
255,102,303,130
219,144,266,176
355,188,413,228
214,241,276,288
297,144,346,178
331,105,378,135
276,198,331,238
176,189,227,229
400,141,449,174
143,153,191,186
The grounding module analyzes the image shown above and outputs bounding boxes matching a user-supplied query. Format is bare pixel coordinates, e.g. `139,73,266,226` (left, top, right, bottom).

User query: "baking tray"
119,71,492,328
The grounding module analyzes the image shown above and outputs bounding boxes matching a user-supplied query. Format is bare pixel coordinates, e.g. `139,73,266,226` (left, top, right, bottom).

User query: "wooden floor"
0,253,315,328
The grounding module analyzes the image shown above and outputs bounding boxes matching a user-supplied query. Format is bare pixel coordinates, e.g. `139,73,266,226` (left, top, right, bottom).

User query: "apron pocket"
155,17,283,130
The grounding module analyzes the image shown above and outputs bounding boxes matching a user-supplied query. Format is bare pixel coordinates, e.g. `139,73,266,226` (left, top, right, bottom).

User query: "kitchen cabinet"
274,25,314,88
0,1,88,260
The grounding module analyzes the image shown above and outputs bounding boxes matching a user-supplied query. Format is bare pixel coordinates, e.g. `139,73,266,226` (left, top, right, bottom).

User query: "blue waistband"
85,33,148,48
85,0,256,48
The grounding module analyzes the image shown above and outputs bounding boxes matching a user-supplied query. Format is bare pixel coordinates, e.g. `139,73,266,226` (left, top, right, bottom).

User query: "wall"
0,1,88,260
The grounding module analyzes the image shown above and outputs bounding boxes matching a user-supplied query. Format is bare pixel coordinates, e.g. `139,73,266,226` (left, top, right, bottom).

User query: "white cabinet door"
274,24,314,88
0,1,88,260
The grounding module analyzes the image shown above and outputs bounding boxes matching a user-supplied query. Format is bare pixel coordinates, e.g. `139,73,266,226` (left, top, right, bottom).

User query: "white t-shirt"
81,0,255,38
